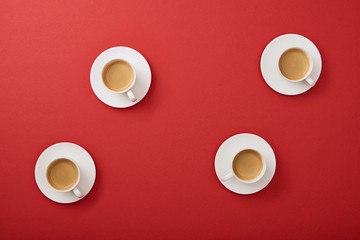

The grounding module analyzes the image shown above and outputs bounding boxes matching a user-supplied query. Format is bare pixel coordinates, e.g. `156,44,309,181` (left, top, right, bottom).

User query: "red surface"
0,0,359,239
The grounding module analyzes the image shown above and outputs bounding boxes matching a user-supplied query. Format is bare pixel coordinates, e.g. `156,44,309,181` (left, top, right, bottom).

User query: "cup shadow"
60,150,103,208
223,145,285,199
106,58,157,112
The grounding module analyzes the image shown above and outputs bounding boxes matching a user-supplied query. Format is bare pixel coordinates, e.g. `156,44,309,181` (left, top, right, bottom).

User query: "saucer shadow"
300,47,327,98
245,151,284,199
65,150,102,207
108,58,157,112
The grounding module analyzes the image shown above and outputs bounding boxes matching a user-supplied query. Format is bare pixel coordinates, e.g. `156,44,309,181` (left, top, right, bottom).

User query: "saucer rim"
260,33,322,96
214,133,276,195
34,142,96,204
90,46,152,108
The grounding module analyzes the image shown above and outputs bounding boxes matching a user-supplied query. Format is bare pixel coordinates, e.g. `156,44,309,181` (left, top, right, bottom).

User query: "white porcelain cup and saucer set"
90,46,152,108
215,133,276,195
35,142,96,203
261,33,322,95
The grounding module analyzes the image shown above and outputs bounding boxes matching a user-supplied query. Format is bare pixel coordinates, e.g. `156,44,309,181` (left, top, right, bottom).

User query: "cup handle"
72,187,83,198
126,90,137,102
305,77,315,87
220,170,234,182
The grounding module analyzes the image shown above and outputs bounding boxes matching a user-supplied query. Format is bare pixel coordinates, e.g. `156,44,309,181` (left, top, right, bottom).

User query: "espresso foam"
279,48,310,80
232,150,263,181
102,60,134,92
47,158,79,191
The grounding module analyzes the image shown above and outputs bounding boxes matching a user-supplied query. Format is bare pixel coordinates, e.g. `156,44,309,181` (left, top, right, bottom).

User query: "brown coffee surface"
47,158,79,191
102,60,134,92
279,48,310,80
232,150,263,181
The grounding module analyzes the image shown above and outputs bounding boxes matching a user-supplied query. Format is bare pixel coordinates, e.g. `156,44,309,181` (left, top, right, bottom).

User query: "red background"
1,0,359,239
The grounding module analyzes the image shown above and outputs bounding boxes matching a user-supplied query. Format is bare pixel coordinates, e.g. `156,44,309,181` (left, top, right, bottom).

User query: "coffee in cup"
102,59,137,102
232,149,263,181
278,47,315,86
46,158,83,198
221,149,266,183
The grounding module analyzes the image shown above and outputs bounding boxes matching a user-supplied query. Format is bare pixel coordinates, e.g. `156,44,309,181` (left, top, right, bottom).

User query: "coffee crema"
279,48,310,80
102,60,134,92
232,149,263,181
47,158,79,191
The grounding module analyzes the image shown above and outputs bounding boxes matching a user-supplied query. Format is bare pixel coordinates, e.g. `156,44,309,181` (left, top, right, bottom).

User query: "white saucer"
214,133,276,195
35,142,96,203
90,46,152,108
260,34,322,95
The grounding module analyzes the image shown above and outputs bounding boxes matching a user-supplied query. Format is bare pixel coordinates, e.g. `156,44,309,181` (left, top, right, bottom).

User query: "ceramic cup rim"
231,148,267,184
45,157,81,193
101,58,136,93
277,47,313,83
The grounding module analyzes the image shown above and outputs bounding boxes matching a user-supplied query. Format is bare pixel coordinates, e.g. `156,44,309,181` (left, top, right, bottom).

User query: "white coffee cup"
278,47,315,87
46,158,83,198
220,149,266,184
102,59,137,102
